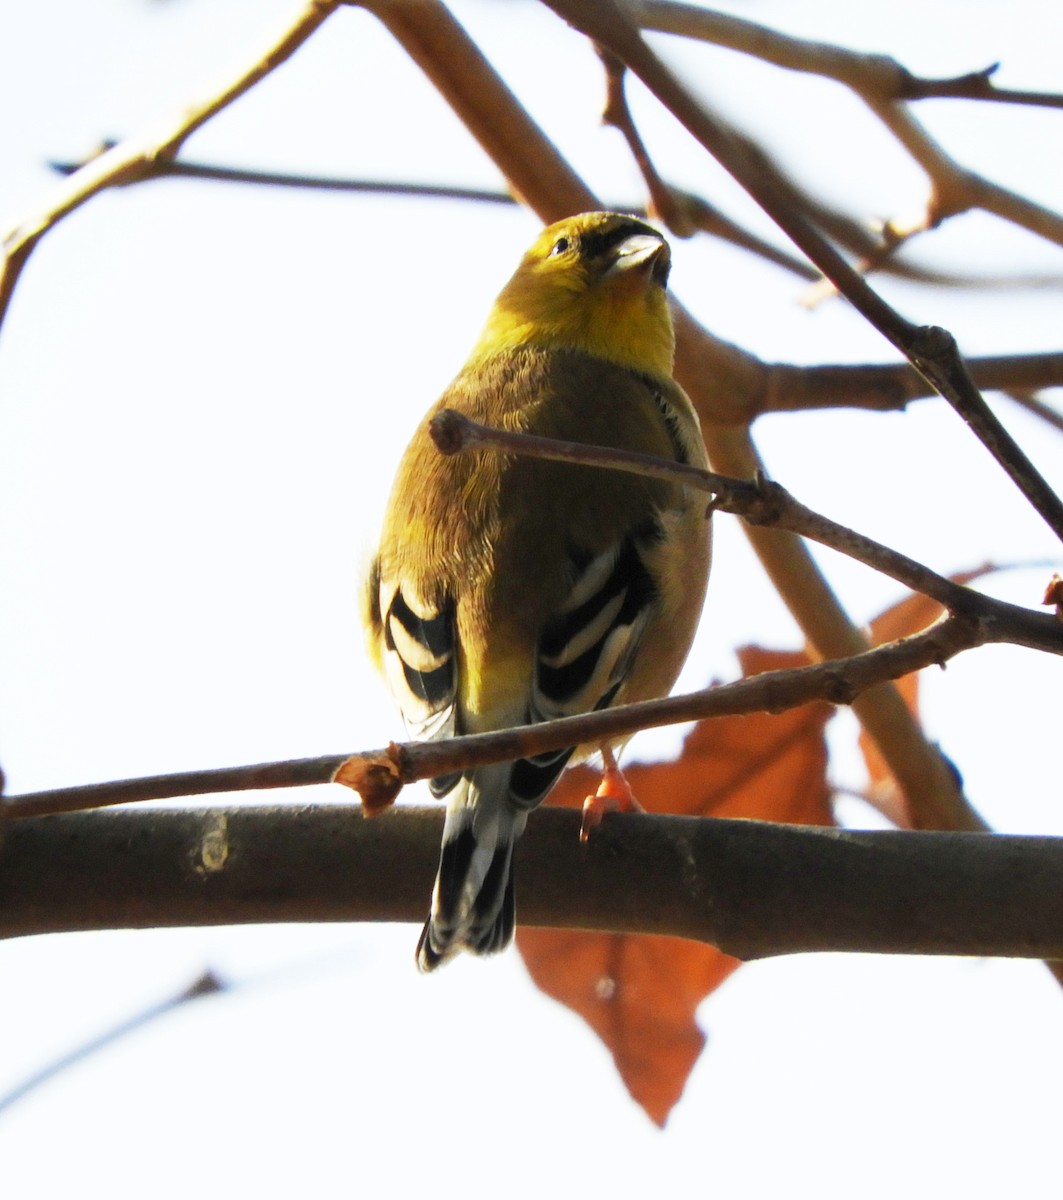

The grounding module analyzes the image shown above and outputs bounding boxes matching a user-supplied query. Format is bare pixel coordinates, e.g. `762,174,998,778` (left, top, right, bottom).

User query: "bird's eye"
550,236,570,256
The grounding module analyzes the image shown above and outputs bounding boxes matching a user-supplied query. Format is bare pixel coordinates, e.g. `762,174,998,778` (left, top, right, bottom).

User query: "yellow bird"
365,212,711,971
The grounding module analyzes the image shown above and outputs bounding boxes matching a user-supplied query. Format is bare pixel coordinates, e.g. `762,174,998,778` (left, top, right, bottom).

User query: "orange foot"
580,746,644,843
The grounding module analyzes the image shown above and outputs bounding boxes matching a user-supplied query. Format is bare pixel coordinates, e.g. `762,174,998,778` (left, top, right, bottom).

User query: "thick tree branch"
762,353,1063,420
365,0,597,215
3,805,1063,961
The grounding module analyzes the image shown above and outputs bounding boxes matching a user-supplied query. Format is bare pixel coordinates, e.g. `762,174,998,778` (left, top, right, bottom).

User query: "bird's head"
471,212,676,380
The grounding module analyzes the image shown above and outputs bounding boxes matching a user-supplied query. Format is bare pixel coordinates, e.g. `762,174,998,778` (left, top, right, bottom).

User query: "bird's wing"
509,527,659,804
376,576,457,752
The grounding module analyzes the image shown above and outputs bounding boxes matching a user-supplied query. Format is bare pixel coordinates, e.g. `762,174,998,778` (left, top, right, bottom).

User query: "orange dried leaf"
518,646,834,1124
858,565,996,823
518,928,737,1127
1043,572,1063,617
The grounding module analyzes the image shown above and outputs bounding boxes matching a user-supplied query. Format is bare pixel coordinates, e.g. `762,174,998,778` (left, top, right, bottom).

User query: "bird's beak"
604,233,671,287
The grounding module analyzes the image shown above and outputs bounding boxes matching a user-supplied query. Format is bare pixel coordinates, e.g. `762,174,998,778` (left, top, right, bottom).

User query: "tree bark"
2,805,1061,961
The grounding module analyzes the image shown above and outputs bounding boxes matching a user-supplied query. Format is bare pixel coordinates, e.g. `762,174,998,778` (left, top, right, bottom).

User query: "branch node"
332,743,407,815
825,670,859,706
743,470,786,525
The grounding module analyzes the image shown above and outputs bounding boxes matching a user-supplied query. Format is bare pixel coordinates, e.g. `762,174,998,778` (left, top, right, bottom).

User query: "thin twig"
703,423,984,831
431,411,1056,642
1001,390,1063,437
0,0,340,338
867,97,1063,246
597,44,816,278
905,325,1063,543
0,972,224,1116
1,754,349,820
59,150,1056,291
596,46,1057,292
1,614,991,822
636,0,1063,249
900,71,1063,110
49,153,521,206
636,1,1063,109
549,0,1063,547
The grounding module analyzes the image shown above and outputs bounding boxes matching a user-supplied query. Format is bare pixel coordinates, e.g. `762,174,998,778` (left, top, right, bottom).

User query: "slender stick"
0,613,1000,822
0,0,340,336
635,1,1063,109
1,755,350,820
429,411,1001,621
548,0,1063,546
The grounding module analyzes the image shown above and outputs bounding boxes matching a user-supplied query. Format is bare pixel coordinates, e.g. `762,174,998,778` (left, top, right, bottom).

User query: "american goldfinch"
365,212,711,971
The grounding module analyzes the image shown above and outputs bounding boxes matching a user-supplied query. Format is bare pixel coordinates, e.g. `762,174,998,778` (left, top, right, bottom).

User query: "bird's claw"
579,767,643,843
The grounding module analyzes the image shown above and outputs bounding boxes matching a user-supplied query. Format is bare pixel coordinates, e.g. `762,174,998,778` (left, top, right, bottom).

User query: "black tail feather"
415,817,518,973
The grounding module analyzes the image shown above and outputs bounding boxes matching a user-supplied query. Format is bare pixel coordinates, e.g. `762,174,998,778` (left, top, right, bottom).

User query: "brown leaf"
1043,572,1063,617
858,565,996,824
517,645,834,1125
519,568,1003,1120
517,927,736,1127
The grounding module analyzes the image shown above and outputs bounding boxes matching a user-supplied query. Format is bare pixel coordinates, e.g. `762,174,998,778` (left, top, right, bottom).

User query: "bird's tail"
416,765,527,972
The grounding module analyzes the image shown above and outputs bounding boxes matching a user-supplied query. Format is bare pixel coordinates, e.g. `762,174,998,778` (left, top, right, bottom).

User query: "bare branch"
4,805,1063,961
635,1,1063,109
49,153,521,206
548,0,1063,546
1003,389,1063,436
1,754,349,820
899,69,1063,110
0,971,224,1116
869,99,1063,247
366,0,596,217
905,325,1063,544
636,0,1063,248
699,424,984,832
430,410,1059,638
0,0,341,337
597,46,1062,292
329,607,1048,814
7,609,1045,824
595,45,820,279
759,352,1063,419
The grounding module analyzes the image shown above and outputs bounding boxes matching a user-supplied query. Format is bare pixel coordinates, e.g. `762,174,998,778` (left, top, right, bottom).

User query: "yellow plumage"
365,212,711,970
